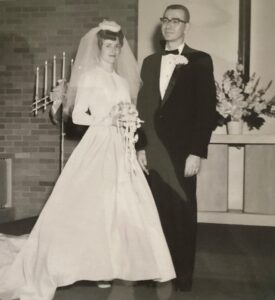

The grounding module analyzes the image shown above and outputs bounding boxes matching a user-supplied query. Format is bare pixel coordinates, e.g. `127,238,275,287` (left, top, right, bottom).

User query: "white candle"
53,55,56,87
62,52,66,79
35,66,39,97
44,61,48,110
35,66,39,116
44,60,48,96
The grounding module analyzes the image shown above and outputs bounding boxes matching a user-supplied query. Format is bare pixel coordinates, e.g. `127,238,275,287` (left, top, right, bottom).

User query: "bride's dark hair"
97,30,124,48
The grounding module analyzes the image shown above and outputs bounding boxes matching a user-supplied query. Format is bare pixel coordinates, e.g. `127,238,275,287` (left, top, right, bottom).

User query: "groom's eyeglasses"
160,17,187,26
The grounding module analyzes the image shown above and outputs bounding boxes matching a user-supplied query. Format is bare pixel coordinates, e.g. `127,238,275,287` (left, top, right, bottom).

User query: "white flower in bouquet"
223,78,231,94
228,86,243,101
249,99,267,114
244,77,255,94
216,98,232,118
232,110,242,121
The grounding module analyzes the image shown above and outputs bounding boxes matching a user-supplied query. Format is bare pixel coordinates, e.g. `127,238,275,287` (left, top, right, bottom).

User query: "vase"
226,120,243,135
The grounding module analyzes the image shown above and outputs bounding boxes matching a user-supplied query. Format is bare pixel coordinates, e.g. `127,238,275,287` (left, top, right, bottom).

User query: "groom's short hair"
164,4,190,23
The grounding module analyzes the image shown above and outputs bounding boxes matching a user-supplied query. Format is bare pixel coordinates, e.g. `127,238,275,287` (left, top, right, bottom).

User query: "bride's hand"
111,113,123,127
111,113,133,127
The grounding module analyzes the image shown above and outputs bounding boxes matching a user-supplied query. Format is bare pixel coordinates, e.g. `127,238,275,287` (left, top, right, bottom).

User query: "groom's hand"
137,150,149,175
184,154,201,177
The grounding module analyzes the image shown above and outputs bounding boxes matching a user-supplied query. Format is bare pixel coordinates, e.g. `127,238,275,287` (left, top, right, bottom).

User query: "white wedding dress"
0,66,175,300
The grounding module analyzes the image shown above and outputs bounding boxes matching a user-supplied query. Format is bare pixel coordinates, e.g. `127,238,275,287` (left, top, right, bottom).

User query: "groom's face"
161,9,187,44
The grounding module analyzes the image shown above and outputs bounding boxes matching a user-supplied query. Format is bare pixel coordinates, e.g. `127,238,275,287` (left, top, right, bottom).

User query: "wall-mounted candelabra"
32,52,73,173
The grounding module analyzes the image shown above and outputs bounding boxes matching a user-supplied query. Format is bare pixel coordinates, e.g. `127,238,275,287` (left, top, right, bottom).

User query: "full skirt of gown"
0,124,175,300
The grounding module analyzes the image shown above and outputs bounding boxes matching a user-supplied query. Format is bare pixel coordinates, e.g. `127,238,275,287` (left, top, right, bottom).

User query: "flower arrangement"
109,102,143,173
216,64,275,130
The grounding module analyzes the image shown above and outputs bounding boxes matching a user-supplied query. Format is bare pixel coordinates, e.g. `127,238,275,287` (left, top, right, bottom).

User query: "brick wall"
0,0,137,219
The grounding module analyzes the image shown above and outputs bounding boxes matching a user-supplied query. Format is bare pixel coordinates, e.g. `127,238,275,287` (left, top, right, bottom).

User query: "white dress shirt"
159,43,185,99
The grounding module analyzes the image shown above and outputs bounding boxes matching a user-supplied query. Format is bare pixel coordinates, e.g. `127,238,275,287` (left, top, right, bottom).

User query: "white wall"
249,0,275,134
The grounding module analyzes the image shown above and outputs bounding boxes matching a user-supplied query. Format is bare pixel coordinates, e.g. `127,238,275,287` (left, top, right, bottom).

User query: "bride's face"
99,38,122,65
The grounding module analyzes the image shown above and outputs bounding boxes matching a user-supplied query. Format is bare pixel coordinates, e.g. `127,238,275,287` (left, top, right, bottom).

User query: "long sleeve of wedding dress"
72,92,96,126
71,70,114,127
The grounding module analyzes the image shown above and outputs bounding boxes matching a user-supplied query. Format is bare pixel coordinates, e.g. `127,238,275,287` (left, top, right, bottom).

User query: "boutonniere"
173,55,188,66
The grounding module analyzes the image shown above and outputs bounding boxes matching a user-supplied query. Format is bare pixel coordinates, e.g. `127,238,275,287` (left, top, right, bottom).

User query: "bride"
0,20,175,300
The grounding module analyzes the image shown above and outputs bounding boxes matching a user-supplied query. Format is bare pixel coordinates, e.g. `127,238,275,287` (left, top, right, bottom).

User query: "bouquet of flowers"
109,102,143,173
216,64,275,130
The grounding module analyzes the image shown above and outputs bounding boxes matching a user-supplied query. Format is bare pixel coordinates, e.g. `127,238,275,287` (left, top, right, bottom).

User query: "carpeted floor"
0,217,274,300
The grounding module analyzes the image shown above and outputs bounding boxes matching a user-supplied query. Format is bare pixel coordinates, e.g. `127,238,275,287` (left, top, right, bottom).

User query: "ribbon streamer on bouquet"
111,102,143,175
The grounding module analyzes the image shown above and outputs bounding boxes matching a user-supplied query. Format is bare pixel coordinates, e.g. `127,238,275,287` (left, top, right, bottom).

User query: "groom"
137,4,217,291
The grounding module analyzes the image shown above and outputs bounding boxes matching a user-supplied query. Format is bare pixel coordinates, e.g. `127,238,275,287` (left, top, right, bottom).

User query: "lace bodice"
72,66,131,126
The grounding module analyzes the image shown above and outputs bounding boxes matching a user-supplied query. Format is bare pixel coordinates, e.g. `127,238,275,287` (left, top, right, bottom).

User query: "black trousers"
149,170,197,282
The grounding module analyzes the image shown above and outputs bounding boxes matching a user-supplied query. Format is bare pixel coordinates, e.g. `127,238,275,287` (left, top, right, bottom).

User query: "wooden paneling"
197,145,228,212
244,145,275,214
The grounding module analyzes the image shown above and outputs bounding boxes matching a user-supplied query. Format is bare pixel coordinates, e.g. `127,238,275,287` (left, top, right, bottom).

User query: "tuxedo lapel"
155,53,162,100
160,44,192,107
161,63,184,107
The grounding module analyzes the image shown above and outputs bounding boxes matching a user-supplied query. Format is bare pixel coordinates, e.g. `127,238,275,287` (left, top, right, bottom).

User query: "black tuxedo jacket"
137,44,217,160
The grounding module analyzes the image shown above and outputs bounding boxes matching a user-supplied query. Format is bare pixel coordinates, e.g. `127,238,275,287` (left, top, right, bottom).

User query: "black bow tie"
162,49,179,55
